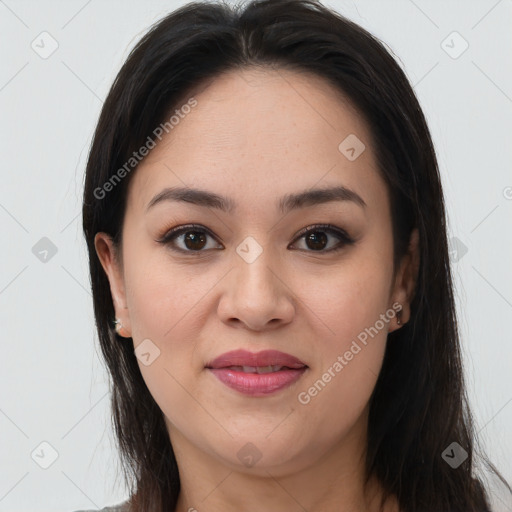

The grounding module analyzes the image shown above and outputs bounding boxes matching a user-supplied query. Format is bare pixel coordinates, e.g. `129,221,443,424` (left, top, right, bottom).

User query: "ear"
94,232,132,338
388,228,420,332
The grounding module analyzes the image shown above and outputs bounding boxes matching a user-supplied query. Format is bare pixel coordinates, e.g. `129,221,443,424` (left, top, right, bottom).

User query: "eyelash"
156,223,355,255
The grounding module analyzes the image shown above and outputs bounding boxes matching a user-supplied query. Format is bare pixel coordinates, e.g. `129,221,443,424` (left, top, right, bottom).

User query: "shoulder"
71,500,131,512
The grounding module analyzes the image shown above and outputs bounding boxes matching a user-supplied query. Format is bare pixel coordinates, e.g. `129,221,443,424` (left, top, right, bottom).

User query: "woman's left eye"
290,224,355,253
157,223,354,254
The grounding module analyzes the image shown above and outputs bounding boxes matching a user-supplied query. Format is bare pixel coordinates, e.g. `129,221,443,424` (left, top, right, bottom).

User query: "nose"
217,246,295,332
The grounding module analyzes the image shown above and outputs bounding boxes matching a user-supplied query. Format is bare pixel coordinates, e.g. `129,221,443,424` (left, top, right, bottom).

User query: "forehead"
126,67,388,219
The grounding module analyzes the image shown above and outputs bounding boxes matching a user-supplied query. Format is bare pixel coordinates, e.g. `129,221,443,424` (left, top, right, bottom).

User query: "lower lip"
208,367,307,396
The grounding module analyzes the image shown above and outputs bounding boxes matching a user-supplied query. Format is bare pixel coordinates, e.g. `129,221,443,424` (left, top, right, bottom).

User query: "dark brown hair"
82,1,511,510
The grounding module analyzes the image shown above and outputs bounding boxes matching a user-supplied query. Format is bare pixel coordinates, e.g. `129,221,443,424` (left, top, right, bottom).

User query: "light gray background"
0,0,511,511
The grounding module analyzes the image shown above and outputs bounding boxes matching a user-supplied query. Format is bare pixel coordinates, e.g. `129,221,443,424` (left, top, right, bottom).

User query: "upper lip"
206,349,307,369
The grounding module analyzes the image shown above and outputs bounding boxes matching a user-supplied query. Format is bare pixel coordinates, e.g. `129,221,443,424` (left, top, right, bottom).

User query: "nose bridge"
218,233,295,330
233,234,280,299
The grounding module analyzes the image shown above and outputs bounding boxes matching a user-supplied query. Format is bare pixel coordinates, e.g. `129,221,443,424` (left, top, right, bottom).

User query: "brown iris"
183,231,207,250
305,231,328,251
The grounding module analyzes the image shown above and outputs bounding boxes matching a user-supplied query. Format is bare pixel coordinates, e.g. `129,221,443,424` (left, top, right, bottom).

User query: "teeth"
256,365,282,374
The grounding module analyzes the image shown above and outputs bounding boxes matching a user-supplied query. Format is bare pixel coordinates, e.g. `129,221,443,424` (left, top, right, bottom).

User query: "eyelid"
290,223,352,244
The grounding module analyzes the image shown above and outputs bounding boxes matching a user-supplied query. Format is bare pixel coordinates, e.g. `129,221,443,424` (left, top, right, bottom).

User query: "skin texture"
95,67,419,512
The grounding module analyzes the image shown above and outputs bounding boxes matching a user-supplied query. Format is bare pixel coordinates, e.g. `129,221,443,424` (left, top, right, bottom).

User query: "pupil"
184,231,206,250
306,231,327,250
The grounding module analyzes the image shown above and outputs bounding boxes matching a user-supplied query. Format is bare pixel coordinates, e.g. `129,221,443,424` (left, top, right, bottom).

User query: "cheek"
124,250,210,343
295,255,393,421
124,262,215,434
304,257,393,350
123,254,227,413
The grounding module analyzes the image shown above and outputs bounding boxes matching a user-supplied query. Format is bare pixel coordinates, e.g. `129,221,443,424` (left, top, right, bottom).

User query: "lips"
206,349,307,370
206,350,308,396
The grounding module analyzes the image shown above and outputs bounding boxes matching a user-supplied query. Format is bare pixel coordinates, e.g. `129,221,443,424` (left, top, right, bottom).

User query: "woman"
78,0,511,511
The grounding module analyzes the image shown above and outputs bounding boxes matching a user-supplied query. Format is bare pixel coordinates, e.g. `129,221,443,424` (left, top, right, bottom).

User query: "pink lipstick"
206,349,308,396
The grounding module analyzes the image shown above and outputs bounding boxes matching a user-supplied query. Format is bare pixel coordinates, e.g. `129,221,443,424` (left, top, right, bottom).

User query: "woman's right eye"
158,224,223,254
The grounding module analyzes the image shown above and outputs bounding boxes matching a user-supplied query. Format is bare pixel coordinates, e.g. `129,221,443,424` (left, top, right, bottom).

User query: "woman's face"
96,67,417,476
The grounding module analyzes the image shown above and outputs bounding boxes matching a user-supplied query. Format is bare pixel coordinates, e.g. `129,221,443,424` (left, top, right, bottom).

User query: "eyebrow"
145,185,366,214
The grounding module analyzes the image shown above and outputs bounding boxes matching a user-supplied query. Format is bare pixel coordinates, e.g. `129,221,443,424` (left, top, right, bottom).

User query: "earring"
114,318,125,336
396,311,402,326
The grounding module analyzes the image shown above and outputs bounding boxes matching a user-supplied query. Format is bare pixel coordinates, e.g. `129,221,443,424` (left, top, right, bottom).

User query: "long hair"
82,1,511,510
